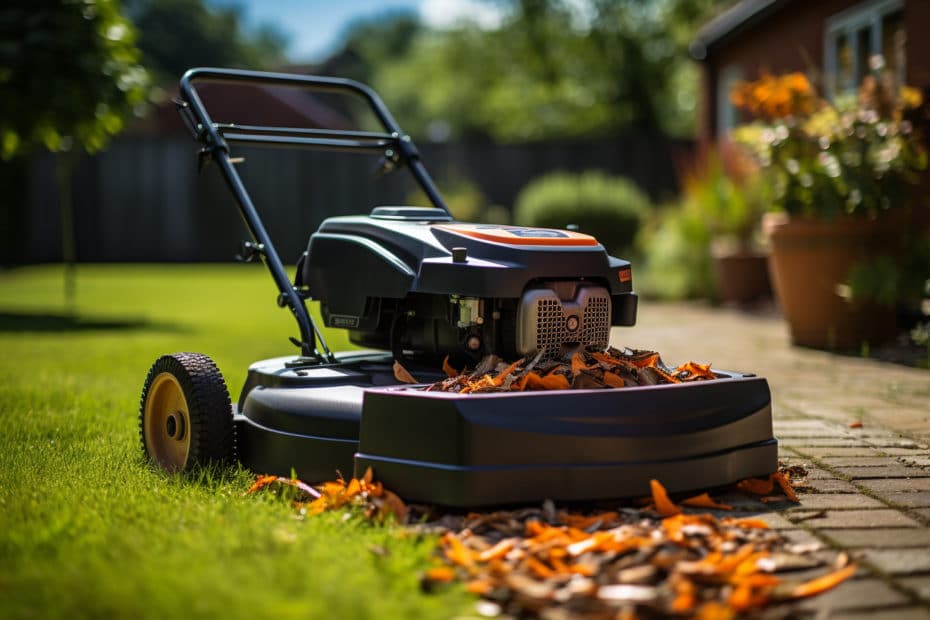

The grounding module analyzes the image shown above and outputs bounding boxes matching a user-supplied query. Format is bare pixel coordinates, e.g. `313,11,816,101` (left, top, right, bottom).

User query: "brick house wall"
696,0,930,144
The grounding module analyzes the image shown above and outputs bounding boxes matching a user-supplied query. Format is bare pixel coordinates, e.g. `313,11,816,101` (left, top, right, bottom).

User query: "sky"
205,0,506,63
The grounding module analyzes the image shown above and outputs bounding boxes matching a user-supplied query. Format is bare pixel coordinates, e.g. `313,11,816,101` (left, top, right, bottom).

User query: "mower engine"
299,207,637,365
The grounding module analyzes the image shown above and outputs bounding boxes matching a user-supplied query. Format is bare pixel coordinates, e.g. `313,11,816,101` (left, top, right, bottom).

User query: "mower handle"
178,67,448,213
176,67,448,361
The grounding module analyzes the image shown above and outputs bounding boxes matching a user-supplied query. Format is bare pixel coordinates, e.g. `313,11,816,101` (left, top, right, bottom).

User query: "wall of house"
699,0,857,141
904,1,930,88
699,0,930,142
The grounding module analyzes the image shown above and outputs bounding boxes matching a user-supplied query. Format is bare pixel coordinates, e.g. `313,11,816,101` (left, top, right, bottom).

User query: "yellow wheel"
140,353,233,472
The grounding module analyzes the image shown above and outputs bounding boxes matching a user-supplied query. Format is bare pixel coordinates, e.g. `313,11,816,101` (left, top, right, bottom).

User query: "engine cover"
516,283,611,358
300,207,637,359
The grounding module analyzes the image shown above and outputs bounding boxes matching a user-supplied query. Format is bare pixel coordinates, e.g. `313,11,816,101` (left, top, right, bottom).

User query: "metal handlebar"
176,67,449,361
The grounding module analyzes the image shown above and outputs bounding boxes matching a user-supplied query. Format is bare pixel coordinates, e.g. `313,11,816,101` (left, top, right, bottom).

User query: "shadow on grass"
0,311,189,334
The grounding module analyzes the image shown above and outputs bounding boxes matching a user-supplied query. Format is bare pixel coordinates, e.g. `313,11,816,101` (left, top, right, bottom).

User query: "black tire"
139,352,234,472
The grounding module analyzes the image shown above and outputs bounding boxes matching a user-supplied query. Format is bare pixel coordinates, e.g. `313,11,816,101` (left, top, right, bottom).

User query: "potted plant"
679,144,771,305
731,62,927,350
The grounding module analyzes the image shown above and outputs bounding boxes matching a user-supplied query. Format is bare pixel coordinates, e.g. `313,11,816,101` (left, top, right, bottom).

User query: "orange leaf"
773,471,799,502
671,577,697,613
790,564,857,598
523,371,570,391
603,371,626,388
524,556,556,579
441,533,475,568
559,512,618,530
245,474,279,495
675,361,716,381
737,476,775,496
721,517,770,529
695,601,735,620
729,581,773,613
441,355,459,378
424,566,456,583
570,352,597,377
478,539,515,562
362,467,374,485
466,578,494,595
393,361,418,384
492,359,523,387
681,493,733,510
650,479,681,516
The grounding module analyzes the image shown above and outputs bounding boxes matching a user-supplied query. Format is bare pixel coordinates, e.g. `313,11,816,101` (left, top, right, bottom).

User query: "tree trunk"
56,152,77,311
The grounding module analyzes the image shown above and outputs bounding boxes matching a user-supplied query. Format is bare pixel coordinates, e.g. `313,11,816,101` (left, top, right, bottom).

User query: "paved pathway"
614,301,930,618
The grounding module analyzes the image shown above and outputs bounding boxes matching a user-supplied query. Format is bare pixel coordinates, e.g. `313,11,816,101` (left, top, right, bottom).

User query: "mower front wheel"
140,352,234,472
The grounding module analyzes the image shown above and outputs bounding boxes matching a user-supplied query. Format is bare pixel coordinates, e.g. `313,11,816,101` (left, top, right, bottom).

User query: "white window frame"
717,64,743,139
824,0,904,97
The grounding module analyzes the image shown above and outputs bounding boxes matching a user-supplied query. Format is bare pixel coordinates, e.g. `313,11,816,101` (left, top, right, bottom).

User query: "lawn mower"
139,67,777,507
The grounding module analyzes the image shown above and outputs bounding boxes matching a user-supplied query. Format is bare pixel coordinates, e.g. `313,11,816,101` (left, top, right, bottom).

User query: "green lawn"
0,264,471,619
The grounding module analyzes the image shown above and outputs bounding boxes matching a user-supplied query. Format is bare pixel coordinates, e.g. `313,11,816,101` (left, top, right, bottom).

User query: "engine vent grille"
516,284,612,359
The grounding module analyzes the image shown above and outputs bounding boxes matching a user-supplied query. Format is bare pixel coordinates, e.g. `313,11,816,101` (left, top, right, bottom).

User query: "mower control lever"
236,241,264,263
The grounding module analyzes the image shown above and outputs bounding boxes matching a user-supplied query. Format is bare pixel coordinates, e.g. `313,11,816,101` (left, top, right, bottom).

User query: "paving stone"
897,456,930,468
804,466,843,480
866,438,929,449
775,420,843,431
819,528,930,548
802,478,859,493
885,492,930,508
795,578,910,612
881,447,930,456
780,528,823,547
787,494,885,510
821,457,909,467
792,447,885,458
899,575,930,601
844,430,906,440
779,438,871,448
860,548,930,574
747,512,797,530
836,465,930,479
789,509,921,528
776,427,851,438
859,479,930,493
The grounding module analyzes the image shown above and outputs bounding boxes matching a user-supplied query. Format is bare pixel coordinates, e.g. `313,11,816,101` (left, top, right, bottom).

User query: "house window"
717,64,743,139
824,0,905,97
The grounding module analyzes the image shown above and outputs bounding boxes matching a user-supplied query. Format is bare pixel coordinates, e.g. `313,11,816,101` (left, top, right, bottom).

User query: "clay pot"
711,243,772,306
763,212,900,350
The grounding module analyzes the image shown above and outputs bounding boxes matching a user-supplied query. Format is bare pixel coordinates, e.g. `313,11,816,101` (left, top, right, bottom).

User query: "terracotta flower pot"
763,212,900,350
711,244,772,306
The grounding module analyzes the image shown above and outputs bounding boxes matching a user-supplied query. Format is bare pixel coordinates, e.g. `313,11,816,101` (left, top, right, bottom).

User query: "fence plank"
18,134,690,264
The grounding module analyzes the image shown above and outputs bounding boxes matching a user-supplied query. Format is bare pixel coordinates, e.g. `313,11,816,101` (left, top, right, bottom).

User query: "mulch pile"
248,464,857,619
393,347,718,393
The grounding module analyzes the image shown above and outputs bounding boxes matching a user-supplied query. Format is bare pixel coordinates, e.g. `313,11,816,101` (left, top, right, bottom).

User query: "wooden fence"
13,133,692,264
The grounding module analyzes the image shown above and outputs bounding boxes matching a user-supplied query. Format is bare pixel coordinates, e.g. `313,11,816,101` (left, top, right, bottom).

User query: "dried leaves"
247,464,856,618
424,480,853,618
420,347,718,393
247,468,406,523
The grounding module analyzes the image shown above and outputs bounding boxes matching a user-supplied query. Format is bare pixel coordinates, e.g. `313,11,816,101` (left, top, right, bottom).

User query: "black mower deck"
236,352,777,507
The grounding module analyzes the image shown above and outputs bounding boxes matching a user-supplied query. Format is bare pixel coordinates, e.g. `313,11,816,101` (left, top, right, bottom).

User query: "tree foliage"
125,0,289,85
333,0,725,141
0,0,150,158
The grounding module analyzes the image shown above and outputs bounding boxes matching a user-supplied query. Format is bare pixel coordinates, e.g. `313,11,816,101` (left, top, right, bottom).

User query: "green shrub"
513,171,650,258
636,203,714,300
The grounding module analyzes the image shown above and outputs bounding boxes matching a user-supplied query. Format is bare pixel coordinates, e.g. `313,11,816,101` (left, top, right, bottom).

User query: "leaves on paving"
246,462,858,619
